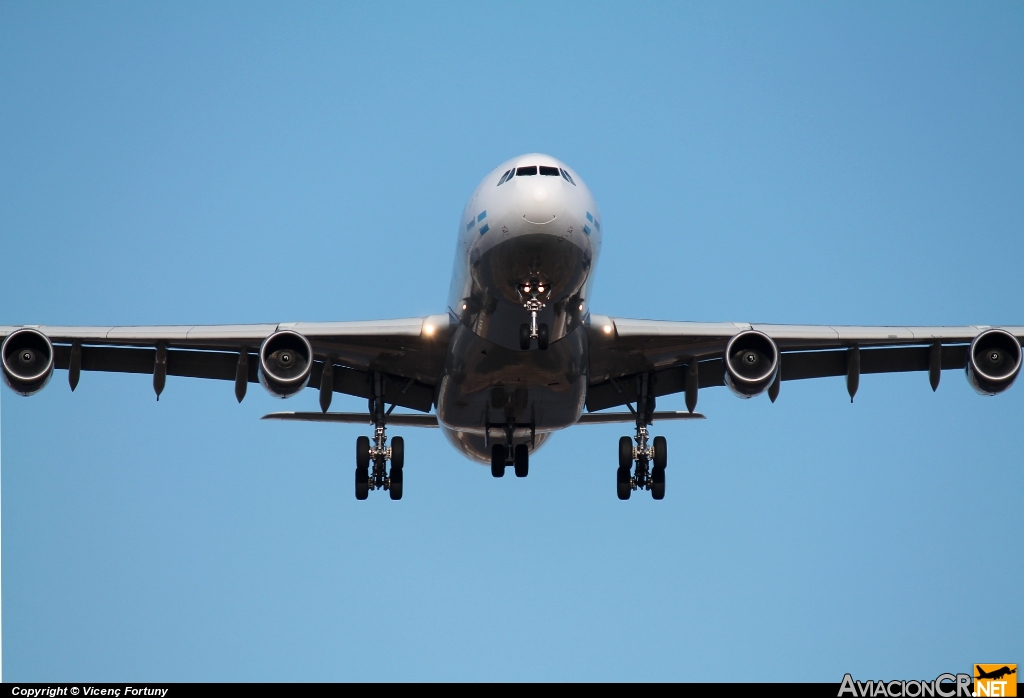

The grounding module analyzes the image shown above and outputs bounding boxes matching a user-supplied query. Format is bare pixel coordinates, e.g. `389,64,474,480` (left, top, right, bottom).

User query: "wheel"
390,436,404,469
491,444,506,477
356,435,371,470
520,324,531,350
651,466,665,500
537,323,549,350
618,436,633,470
389,466,403,500
355,467,369,500
616,466,632,500
652,435,667,470
514,444,529,477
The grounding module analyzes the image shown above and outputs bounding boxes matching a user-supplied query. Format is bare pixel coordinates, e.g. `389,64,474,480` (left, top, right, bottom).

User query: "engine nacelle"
724,330,780,398
258,330,313,398
965,328,1021,396
2,328,55,396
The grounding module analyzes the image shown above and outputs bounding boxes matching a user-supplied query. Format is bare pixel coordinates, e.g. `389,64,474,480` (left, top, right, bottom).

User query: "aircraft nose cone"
520,181,561,225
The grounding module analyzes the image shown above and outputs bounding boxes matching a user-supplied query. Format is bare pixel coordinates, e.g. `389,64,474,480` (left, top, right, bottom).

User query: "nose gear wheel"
518,278,549,350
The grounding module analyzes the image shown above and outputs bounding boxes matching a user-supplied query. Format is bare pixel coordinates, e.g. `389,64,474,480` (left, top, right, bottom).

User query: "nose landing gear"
616,373,667,500
354,372,404,501
518,279,549,350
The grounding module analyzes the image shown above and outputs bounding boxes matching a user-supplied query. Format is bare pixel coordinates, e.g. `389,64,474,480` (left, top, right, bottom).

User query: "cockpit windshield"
499,164,576,185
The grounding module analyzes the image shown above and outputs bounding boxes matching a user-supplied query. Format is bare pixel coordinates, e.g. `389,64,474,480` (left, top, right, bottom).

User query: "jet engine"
1,328,55,396
965,328,1021,396
258,330,313,398
724,330,780,398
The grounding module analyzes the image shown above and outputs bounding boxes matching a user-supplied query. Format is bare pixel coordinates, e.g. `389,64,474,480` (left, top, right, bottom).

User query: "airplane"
976,666,1016,681
3,153,1022,501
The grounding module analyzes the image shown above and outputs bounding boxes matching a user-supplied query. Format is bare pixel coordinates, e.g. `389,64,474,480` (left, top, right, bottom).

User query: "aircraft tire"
391,436,404,469
616,466,632,500
653,436,667,470
514,444,529,477
355,467,369,500
537,324,549,350
651,466,665,500
356,435,371,470
618,436,633,470
491,444,506,477
519,324,531,351
389,466,403,500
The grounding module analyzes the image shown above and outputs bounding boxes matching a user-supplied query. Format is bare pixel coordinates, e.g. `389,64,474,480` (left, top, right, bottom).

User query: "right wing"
585,316,1024,411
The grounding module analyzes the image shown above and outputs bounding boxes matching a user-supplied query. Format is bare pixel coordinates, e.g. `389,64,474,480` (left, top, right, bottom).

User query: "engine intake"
259,330,313,398
2,328,55,396
966,328,1021,396
724,330,779,398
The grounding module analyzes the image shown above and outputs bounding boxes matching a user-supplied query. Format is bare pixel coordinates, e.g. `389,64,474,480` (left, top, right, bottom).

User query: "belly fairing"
440,427,553,465
436,323,589,437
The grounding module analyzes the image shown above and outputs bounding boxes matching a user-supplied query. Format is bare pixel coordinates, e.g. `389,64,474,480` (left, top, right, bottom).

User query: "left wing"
585,316,1024,412
0,316,453,412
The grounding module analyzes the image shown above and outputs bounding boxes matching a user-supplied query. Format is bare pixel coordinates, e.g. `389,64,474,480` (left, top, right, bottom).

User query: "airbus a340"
3,154,1022,500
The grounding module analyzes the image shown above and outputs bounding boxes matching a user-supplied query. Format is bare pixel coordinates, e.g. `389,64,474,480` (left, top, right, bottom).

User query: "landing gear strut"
616,373,667,500
519,279,549,350
355,372,404,500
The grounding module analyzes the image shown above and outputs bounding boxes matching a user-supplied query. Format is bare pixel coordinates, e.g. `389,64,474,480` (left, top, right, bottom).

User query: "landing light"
462,304,467,310
523,285,531,293
603,325,613,334
579,304,583,311
424,324,435,336
538,285,545,293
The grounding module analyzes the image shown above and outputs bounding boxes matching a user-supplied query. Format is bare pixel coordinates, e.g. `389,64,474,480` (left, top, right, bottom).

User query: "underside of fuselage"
437,322,587,463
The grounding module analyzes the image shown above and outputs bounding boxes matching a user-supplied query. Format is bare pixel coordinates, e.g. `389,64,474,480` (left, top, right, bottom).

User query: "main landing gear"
518,279,550,351
616,373,667,500
489,420,530,478
491,442,529,478
355,372,404,501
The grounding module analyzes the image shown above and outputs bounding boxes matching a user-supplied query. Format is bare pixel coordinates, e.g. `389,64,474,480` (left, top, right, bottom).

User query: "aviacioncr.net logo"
839,673,973,697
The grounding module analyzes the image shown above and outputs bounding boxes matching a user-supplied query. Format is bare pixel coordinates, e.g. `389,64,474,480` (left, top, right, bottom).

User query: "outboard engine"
965,328,1021,395
724,330,780,398
1,328,55,396
258,330,313,398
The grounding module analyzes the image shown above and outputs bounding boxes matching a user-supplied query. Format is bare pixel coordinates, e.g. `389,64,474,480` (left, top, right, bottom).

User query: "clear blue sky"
1,2,1021,682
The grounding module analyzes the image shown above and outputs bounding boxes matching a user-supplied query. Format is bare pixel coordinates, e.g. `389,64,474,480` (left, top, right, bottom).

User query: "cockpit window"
497,169,512,185
560,168,576,185
539,166,560,176
516,166,538,177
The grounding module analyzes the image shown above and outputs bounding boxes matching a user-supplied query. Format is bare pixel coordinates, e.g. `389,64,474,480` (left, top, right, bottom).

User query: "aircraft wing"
0,316,453,412
585,315,1024,412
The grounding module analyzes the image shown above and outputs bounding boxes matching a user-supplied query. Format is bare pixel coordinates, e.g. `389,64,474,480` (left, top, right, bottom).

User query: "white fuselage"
436,154,603,463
